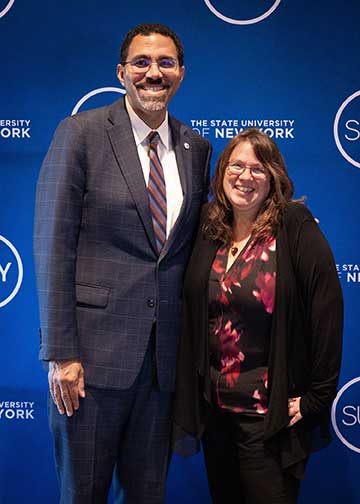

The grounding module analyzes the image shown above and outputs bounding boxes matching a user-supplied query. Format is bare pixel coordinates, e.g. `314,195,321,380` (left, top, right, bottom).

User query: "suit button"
147,298,155,308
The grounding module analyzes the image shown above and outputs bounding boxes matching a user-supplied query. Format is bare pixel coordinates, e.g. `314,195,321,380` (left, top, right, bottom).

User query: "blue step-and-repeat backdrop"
1,1,360,502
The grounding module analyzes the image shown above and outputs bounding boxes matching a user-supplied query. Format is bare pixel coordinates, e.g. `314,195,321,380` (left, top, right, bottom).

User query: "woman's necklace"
230,244,240,256
230,236,251,256
226,235,251,272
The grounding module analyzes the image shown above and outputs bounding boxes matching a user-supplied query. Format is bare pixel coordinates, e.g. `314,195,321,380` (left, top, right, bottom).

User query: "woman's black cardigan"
173,202,343,479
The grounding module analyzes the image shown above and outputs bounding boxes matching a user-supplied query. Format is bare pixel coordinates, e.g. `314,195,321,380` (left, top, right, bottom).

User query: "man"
34,23,211,503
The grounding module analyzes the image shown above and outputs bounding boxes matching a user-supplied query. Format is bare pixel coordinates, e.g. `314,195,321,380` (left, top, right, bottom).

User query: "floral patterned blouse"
208,236,276,415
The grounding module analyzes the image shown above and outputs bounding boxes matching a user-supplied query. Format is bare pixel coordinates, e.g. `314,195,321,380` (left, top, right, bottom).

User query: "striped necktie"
147,131,167,253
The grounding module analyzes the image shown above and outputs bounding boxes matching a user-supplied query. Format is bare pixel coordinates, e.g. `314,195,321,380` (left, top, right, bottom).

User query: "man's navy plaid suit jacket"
34,97,211,391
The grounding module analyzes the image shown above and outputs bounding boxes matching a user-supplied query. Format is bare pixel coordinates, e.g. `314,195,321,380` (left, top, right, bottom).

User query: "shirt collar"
125,96,171,150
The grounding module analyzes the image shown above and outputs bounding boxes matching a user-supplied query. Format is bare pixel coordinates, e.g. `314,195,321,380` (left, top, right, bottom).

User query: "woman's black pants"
202,411,300,504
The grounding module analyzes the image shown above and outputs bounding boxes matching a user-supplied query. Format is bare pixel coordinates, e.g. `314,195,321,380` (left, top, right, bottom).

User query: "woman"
173,129,343,503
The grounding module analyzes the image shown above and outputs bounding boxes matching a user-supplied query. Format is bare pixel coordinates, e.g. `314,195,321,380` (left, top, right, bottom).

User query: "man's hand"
287,396,303,427
48,359,85,417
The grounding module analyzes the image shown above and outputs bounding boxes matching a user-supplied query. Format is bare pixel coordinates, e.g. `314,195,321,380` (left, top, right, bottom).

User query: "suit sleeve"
291,216,343,416
33,116,86,361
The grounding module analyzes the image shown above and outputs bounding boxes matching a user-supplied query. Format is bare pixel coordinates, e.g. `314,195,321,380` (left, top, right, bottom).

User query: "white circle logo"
331,376,360,454
0,0,15,18
0,235,23,308
334,90,360,169
204,0,282,25
72,87,126,115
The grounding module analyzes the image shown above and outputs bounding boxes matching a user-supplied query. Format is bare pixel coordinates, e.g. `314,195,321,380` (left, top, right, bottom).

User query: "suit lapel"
160,117,192,258
106,99,158,254
171,117,191,197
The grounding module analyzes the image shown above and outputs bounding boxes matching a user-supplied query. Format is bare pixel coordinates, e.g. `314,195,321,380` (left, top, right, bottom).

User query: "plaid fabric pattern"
34,97,211,392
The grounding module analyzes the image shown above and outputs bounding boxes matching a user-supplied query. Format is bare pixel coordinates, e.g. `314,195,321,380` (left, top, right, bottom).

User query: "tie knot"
147,131,159,147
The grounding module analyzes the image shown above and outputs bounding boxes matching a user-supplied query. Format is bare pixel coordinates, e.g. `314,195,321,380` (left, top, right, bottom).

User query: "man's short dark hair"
120,23,184,67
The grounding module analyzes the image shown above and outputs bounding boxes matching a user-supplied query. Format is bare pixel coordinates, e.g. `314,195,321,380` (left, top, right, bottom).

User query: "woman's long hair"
203,128,297,244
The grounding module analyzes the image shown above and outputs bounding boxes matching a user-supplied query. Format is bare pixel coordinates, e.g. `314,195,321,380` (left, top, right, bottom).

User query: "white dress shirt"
125,97,184,239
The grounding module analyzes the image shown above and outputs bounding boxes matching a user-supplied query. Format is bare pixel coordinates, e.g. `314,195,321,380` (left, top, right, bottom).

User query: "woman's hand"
287,396,303,427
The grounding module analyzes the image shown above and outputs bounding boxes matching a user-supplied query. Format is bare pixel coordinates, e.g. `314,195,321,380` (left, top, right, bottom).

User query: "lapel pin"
183,142,190,150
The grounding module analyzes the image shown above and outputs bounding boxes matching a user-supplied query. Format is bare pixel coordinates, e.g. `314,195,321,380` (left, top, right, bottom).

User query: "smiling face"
117,33,185,128
223,140,271,222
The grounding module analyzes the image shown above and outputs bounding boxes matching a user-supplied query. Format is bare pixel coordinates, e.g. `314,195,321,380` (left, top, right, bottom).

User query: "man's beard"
137,91,167,112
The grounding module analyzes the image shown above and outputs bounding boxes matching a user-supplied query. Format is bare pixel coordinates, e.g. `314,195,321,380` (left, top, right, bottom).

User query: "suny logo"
334,90,360,169
0,235,23,308
0,0,15,18
203,0,282,25
331,377,360,454
72,87,126,115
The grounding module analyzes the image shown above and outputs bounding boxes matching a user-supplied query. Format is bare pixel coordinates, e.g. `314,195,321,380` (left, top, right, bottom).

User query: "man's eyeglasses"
227,163,267,178
123,57,179,73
